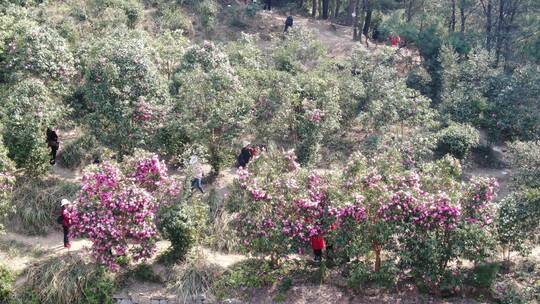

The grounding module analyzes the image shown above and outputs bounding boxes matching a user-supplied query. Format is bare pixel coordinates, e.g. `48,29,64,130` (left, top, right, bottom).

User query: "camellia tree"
1,78,66,176
3,23,75,83
67,151,181,270
227,147,365,266
170,42,252,173
78,32,170,156
228,147,499,292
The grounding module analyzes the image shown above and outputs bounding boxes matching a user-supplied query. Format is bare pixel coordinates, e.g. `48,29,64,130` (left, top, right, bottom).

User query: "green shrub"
0,264,13,303
59,135,97,169
506,141,540,189
123,1,142,28
158,203,196,263
195,0,218,31
9,177,80,235
14,254,116,304
0,137,16,232
79,32,169,156
155,120,193,162
496,189,540,259
346,261,397,290
158,5,193,32
212,259,279,300
127,264,162,283
436,123,480,159
467,263,500,289
1,79,67,176
484,66,540,141
492,280,534,304
273,26,325,74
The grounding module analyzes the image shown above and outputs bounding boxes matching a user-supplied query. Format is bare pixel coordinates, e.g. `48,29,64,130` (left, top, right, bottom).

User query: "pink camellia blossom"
308,108,325,123
284,149,301,171
69,153,180,271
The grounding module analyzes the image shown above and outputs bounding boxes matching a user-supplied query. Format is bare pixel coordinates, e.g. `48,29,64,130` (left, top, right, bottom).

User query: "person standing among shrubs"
237,142,253,168
57,199,72,249
310,234,325,262
46,128,59,165
264,0,271,10
284,15,294,33
189,155,204,194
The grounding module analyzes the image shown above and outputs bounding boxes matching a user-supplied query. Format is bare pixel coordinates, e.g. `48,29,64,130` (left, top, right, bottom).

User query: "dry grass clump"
167,249,224,304
13,253,115,304
9,177,79,235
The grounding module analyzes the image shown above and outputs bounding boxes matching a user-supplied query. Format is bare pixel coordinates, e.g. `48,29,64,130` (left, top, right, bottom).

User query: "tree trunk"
312,0,317,17
495,0,504,64
353,0,362,40
300,0,304,9
373,243,382,272
486,0,493,51
406,0,414,22
449,0,456,32
322,0,330,19
459,0,466,32
450,0,456,32
346,0,356,25
334,0,341,18
319,0,323,17
362,0,372,37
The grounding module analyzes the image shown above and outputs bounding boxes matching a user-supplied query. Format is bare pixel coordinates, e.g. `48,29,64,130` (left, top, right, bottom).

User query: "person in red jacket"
59,199,72,249
310,234,325,262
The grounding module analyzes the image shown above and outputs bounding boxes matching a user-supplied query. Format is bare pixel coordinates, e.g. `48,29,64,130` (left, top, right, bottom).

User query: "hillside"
0,1,539,304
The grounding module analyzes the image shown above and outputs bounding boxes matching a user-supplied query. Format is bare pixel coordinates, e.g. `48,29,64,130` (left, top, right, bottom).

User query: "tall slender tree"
335,0,342,18
450,0,457,32
479,0,493,50
323,0,330,19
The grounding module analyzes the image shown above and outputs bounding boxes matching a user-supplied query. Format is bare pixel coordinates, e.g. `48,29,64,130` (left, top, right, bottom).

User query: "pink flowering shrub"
228,148,499,290
68,151,181,270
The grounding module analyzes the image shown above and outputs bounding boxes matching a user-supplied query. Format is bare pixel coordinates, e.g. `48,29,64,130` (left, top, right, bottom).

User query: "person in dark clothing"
58,199,72,249
264,0,271,10
46,128,59,165
284,15,294,32
191,177,204,193
237,145,253,168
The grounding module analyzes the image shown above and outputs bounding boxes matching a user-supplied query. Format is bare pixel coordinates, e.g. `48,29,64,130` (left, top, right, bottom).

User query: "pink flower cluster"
230,149,500,261
308,109,325,123
70,154,179,270
336,204,367,222
284,149,300,171
0,172,15,194
462,177,498,226
378,190,418,222
249,186,271,201
133,98,153,122
130,154,168,190
414,194,461,230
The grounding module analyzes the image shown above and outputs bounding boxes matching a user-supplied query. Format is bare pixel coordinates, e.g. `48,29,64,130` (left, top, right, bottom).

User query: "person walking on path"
284,15,294,32
58,199,73,249
189,155,204,194
46,128,59,165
